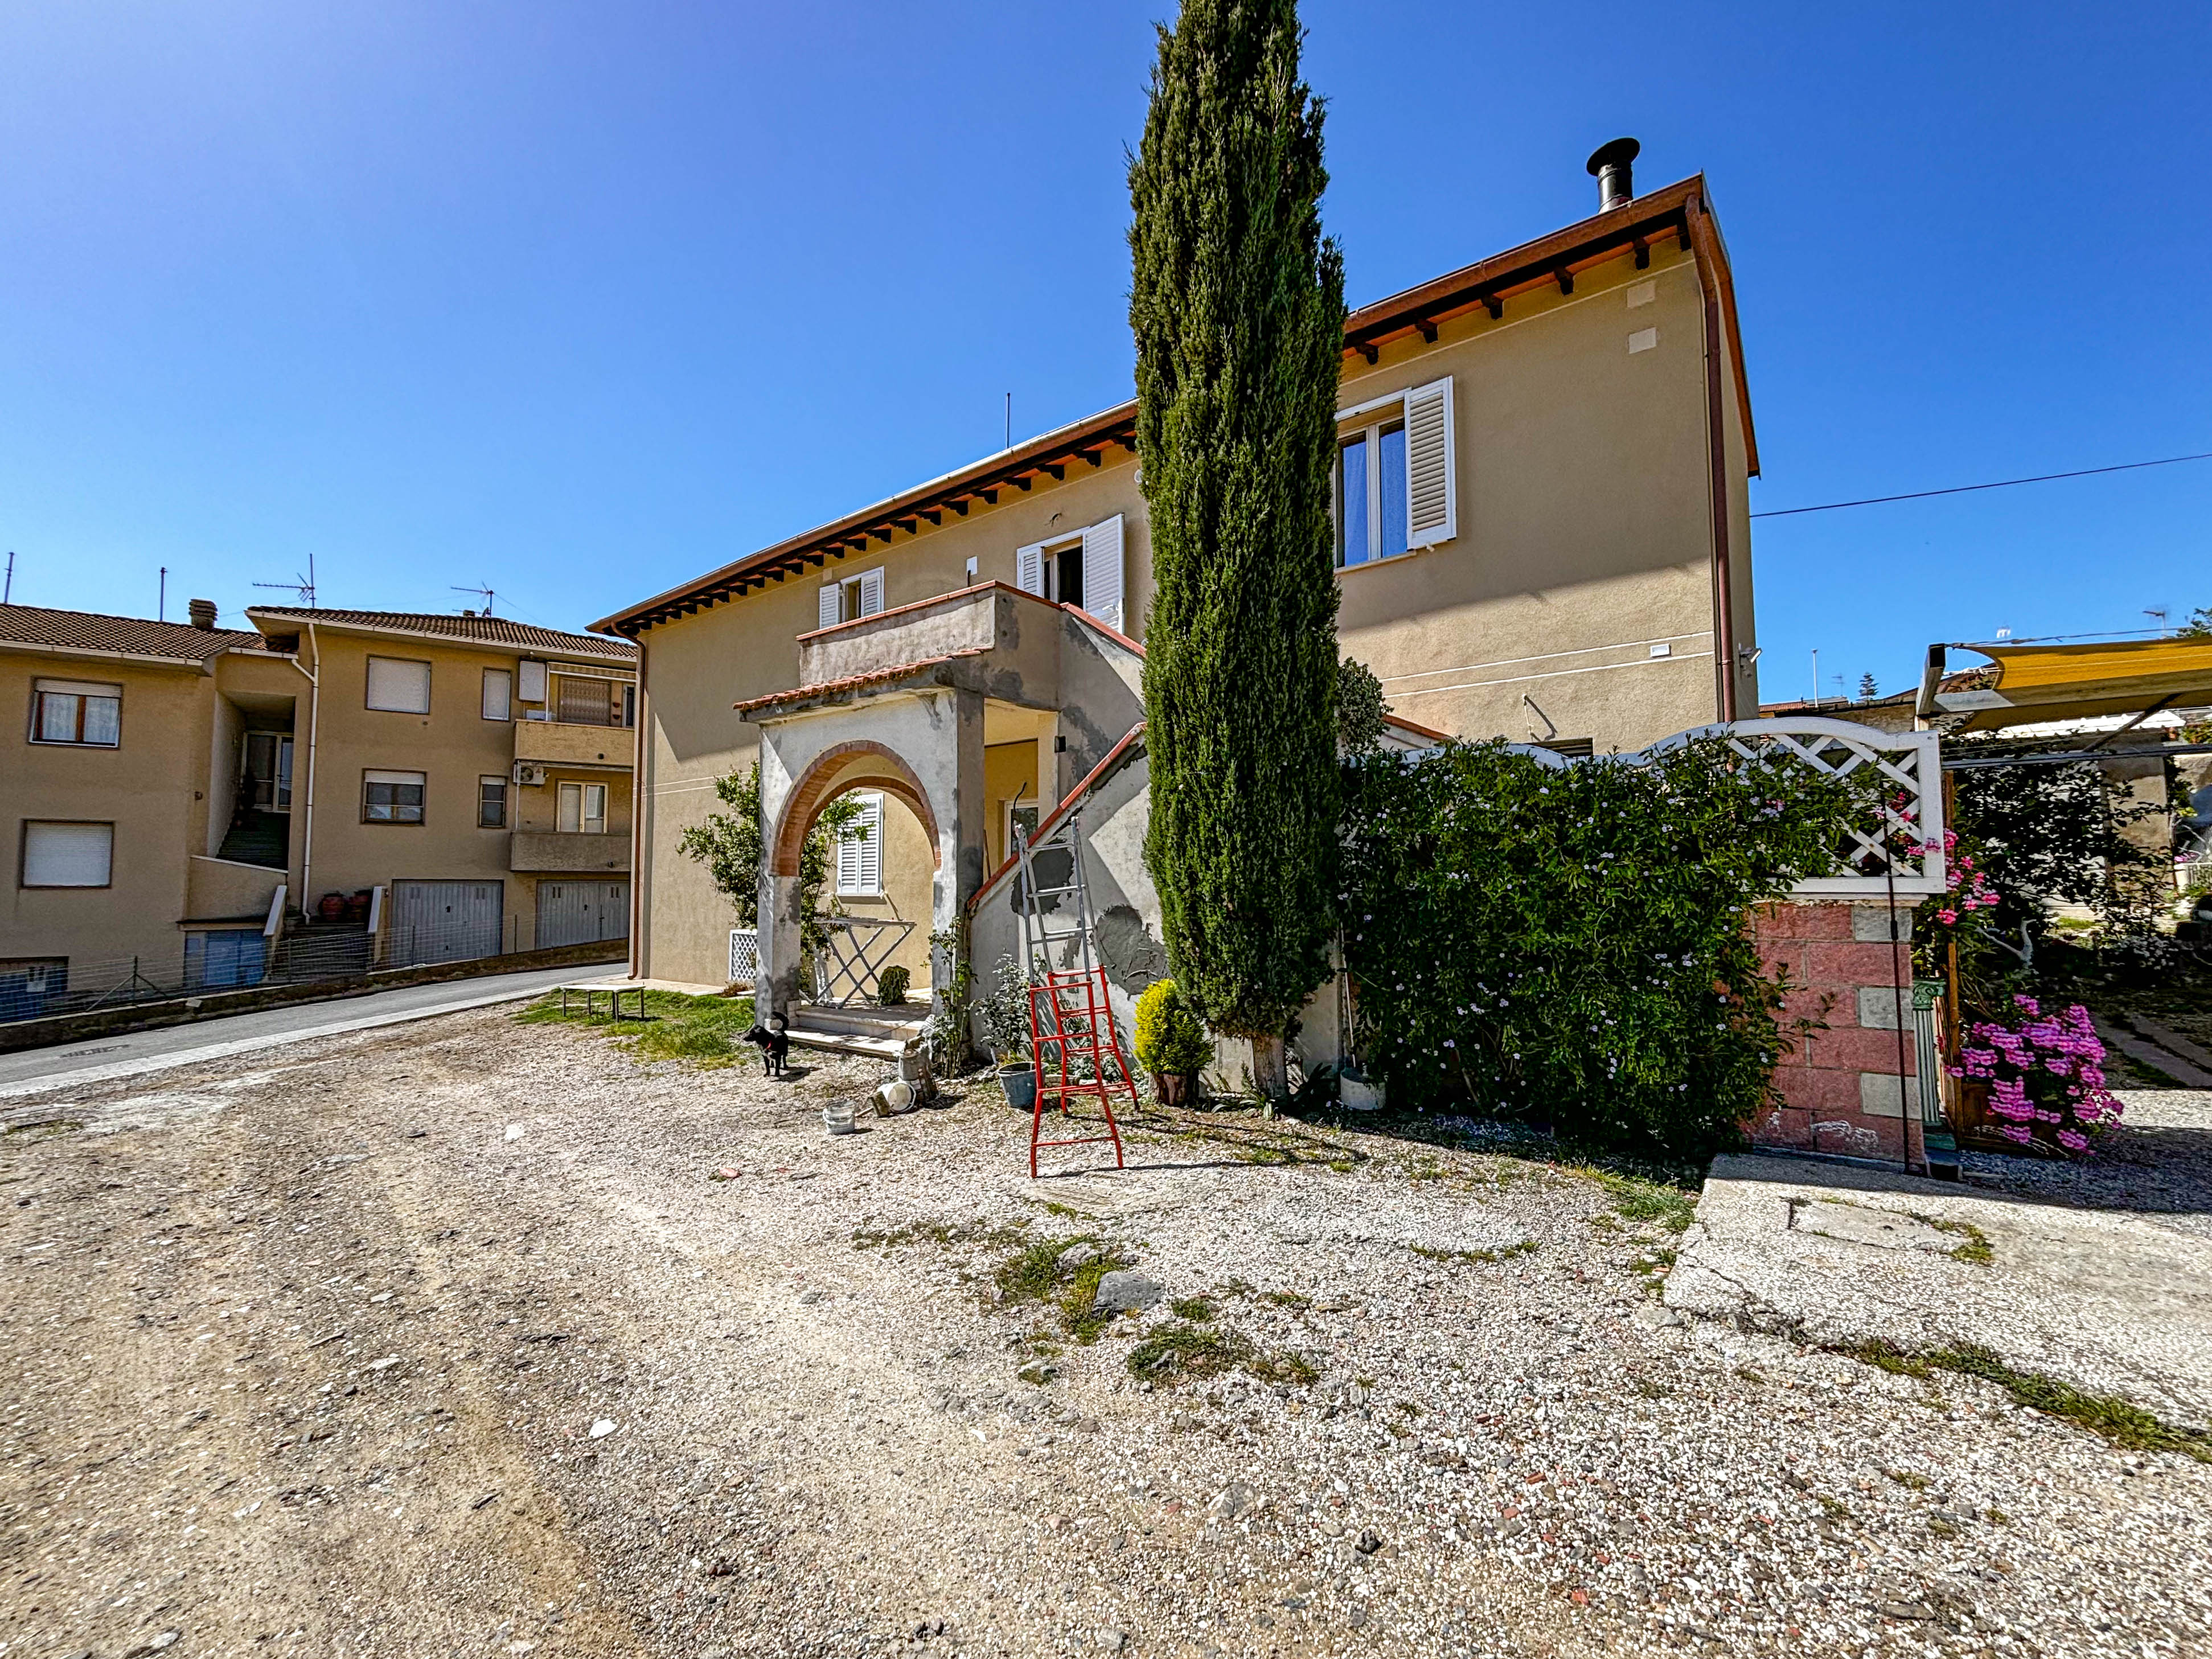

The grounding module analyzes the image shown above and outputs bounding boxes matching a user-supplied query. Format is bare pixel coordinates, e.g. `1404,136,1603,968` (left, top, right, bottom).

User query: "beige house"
596,160,1763,1038
1,600,636,1018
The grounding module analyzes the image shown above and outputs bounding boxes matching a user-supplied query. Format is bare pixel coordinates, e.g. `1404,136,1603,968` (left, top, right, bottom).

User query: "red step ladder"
1014,810,1136,1178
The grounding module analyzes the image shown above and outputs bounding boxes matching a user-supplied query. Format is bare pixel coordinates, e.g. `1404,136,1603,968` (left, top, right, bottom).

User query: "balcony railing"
514,718,635,768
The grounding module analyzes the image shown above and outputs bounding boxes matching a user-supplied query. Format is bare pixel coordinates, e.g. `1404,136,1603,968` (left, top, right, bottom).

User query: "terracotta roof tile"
734,649,990,718
0,603,274,661
247,606,635,659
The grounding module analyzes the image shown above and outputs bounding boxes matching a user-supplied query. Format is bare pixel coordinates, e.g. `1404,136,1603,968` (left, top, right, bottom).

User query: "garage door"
387,880,504,966
537,881,630,949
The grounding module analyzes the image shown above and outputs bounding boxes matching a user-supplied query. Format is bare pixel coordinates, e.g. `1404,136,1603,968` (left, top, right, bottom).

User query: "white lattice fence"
728,929,760,985
1509,717,1947,898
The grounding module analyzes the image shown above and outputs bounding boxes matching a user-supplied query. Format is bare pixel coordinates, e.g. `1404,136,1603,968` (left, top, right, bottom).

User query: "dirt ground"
3,1003,2208,1659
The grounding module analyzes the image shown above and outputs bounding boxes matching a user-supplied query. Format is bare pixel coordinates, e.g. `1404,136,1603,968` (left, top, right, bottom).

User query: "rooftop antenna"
2,551,12,604
2145,606,2170,632
1004,392,1011,451
158,566,167,621
252,551,317,607
452,583,495,615
1810,646,1820,708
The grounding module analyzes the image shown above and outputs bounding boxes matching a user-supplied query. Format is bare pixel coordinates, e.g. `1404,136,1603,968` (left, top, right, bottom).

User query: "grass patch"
518,989,756,1069
1260,1290,1312,1309
991,1235,1136,1345
1920,1215,1993,1265
1598,1173,1698,1234
1410,1239,1536,1267
1837,1341,2212,1461
1630,1247,1678,1279
1127,1322,1252,1382
851,1219,1027,1251
1884,1467,1931,1491
1169,1296,1217,1323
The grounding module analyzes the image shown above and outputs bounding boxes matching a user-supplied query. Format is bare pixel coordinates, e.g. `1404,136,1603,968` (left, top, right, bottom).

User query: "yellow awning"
1932,637,2212,731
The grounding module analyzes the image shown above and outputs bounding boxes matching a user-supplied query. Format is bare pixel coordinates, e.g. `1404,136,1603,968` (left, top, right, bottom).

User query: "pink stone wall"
1751,899,1920,1160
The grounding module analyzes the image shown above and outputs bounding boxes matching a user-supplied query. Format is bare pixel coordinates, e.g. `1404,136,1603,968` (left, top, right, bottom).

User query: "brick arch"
769,741,941,878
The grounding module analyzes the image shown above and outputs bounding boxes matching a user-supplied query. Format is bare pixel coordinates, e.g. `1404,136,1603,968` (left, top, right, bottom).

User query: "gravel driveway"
3,1003,2207,1659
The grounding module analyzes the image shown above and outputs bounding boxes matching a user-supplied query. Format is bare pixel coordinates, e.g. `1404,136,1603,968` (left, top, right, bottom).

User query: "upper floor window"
478,775,508,828
21,820,114,888
366,656,432,714
482,667,512,722
553,674,634,728
363,769,426,824
1016,514,1126,633
1333,376,1456,568
557,781,608,835
31,679,121,746
819,568,886,629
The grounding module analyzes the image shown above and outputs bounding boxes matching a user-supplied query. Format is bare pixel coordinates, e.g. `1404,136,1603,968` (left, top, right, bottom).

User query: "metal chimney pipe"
1586,137,1640,212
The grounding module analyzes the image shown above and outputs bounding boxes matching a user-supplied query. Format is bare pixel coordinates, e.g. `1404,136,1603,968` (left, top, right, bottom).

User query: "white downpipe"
283,622,322,921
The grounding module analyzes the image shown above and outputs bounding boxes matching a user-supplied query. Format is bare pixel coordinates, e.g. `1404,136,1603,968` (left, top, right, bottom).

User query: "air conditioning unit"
512,762,548,787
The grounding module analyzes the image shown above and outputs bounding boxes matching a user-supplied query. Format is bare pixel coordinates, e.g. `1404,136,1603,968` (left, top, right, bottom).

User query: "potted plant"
877,964,910,1007
980,954,1037,1112
1948,993,2121,1157
1134,978,1209,1108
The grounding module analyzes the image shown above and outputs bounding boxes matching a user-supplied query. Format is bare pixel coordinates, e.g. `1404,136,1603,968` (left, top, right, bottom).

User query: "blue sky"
2,1,2205,700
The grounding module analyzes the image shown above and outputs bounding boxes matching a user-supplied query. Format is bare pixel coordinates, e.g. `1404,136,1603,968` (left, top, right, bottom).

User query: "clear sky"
3,1,2205,701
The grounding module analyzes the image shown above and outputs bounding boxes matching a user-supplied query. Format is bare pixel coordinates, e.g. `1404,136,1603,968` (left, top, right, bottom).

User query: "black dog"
743,1019,791,1078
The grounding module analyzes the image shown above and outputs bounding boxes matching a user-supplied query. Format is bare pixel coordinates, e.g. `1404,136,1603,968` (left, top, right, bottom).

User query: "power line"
1750,450,2212,519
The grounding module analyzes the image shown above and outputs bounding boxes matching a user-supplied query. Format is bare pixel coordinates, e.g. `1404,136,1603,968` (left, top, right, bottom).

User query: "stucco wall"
2,650,210,974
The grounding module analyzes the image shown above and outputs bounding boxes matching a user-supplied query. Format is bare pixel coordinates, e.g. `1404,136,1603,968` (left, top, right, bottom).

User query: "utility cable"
1750,450,2212,519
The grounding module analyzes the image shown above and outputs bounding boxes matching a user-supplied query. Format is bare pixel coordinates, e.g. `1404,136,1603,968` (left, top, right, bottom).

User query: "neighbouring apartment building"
1,599,637,1018
593,150,1764,1034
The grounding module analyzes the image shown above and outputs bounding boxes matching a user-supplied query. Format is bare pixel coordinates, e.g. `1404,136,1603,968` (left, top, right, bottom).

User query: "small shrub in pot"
876,964,910,1007
1134,979,1210,1106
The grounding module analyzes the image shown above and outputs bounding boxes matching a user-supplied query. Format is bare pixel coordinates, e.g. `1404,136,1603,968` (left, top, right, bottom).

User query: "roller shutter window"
32,679,121,746
481,668,512,722
22,822,114,887
1402,376,1456,548
363,769,426,823
365,656,432,713
517,659,548,704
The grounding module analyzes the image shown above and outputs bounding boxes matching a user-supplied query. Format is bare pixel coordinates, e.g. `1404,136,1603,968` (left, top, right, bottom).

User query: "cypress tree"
1128,0,1345,1093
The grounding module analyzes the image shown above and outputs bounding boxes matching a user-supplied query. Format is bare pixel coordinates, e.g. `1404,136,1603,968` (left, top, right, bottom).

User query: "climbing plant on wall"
1128,0,1346,1093
1337,739,1865,1155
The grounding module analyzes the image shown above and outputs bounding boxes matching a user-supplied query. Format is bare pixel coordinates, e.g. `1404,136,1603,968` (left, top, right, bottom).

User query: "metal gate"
387,880,505,966
537,880,629,949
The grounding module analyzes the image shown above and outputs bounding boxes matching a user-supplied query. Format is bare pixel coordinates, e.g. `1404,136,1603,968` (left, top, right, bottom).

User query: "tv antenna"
253,551,318,607
451,583,496,615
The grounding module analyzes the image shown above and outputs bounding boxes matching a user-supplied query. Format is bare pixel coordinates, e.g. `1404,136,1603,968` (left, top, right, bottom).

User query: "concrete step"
791,1003,927,1042
785,1024,909,1063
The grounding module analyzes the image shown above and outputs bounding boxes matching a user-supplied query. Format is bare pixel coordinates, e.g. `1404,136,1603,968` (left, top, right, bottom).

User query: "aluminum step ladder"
1013,810,1135,1177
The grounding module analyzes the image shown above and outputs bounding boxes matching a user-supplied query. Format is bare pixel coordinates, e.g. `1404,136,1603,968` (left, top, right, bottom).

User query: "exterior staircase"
216,810,290,869
785,1002,927,1063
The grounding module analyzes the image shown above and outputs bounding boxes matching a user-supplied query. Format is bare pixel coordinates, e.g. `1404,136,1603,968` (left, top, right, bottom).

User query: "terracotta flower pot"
1151,1072,1193,1108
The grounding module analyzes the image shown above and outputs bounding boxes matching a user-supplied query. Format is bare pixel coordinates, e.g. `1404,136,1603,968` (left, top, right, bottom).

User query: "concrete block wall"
1750,899,1920,1160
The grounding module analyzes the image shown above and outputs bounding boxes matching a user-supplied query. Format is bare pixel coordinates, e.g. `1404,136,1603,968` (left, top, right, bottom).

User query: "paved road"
0,964,587,1098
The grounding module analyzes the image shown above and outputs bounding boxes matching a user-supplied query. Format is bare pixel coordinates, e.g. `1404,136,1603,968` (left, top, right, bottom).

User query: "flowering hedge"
1951,995,2123,1154
1337,738,1865,1155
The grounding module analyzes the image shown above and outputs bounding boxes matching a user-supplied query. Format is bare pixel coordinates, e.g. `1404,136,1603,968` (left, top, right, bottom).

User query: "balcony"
514,718,635,769
783,583,1061,708
510,831,632,874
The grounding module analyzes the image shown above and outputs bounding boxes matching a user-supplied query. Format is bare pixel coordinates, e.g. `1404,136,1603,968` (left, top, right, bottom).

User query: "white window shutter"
857,567,885,617
818,583,843,630
1015,541,1045,597
1081,514,1125,631
860,794,881,893
1403,376,1457,548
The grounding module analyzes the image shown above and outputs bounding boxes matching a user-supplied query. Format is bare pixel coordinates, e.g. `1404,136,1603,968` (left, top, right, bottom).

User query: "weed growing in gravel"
991,1236,1136,1344
1597,1173,1697,1233
1838,1340,2212,1461
1260,1290,1312,1309
518,990,756,1069
1170,1296,1217,1322
851,1219,1027,1251
1629,1247,1678,1279
1885,1468,1931,1490
1127,1321,1251,1381
1922,1215,1994,1264
1409,1240,1536,1267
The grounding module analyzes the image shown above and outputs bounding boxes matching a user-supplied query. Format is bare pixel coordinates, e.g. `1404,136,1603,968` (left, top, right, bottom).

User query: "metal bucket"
823,1099,859,1135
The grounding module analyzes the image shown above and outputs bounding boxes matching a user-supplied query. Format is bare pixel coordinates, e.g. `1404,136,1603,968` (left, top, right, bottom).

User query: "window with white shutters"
1402,377,1456,548
1081,514,1125,631
820,568,886,627
365,656,432,713
835,792,882,896
1015,541,1046,597
1335,375,1456,565
21,822,113,888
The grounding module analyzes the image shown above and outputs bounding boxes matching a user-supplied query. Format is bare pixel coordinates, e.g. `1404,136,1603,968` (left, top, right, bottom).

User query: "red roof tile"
734,649,991,719
247,606,635,659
